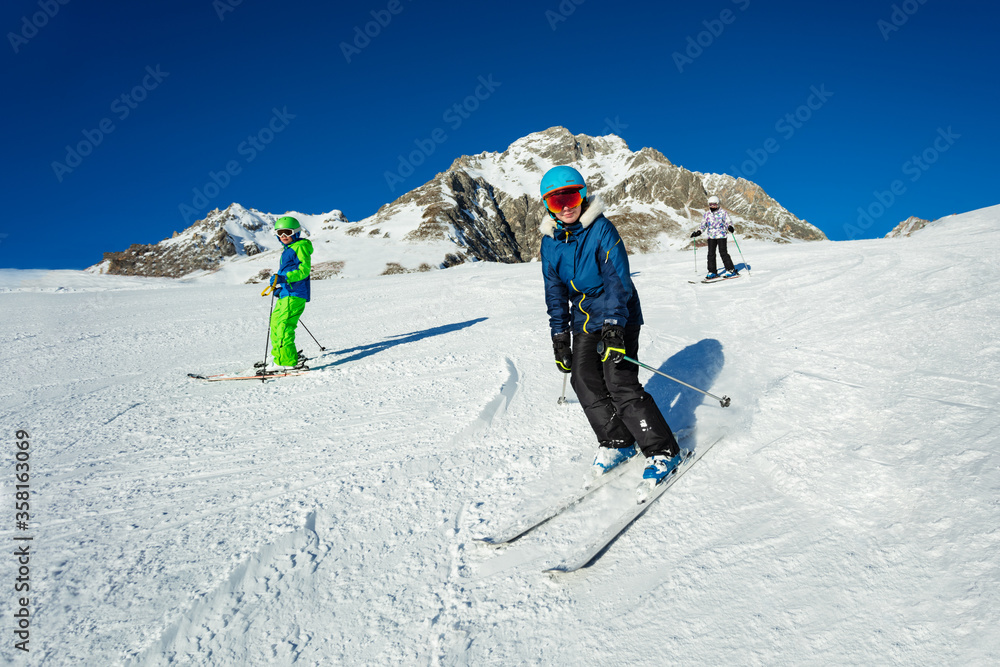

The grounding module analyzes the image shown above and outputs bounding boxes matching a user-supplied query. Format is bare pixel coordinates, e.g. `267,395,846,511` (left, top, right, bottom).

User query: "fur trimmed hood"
539,195,606,238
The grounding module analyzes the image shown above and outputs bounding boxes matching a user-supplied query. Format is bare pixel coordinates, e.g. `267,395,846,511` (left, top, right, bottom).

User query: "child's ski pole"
259,288,276,380
730,231,750,276
298,320,326,351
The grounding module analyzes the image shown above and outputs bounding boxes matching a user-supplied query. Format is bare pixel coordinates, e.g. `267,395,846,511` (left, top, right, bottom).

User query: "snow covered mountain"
89,127,826,282
88,204,348,279
5,204,999,664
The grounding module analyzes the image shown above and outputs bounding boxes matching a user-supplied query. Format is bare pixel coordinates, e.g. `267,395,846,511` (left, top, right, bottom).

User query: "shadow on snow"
642,338,725,434
313,317,489,368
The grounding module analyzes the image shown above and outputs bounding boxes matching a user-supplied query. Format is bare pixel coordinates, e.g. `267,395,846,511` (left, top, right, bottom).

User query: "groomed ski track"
3,206,999,665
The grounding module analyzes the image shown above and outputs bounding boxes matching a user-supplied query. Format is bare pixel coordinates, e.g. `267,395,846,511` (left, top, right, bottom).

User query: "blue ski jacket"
276,237,313,301
540,196,643,336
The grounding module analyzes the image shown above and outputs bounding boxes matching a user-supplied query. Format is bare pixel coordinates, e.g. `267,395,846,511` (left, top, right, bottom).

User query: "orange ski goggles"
544,189,584,213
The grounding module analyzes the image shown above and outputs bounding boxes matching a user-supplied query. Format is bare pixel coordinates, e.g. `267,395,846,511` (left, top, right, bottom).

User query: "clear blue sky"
3,0,997,270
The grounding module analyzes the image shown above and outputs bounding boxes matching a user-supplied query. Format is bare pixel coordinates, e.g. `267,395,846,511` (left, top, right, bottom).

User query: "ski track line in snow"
911,369,1000,393
792,369,867,389
100,401,144,426
899,393,992,411
748,430,795,457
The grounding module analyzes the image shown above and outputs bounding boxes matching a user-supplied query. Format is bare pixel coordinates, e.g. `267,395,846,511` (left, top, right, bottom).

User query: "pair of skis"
187,368,310,382
474,433,723,573
689,273,742,285
189,350,313,382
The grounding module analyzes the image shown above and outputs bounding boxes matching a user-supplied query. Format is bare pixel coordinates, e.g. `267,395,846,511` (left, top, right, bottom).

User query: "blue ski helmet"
540,166,587,200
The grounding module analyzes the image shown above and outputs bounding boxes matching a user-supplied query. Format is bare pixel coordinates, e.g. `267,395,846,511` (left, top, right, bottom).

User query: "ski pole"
693,241,698,275
558,374,568,405
259,289,276,380
730,231,750,275
298,320,326,351
623,355,731,408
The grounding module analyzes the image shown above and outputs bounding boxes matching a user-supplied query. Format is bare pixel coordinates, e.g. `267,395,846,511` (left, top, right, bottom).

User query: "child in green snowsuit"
269,216,313,367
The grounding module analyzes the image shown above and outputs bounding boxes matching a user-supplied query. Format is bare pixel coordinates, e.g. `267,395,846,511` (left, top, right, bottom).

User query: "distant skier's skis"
689,274,742,285
544,434,724,574
475,429,692,546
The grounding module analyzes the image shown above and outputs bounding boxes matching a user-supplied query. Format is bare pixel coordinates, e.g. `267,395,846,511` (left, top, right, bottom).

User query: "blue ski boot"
590,444,638,478
635,449,692,502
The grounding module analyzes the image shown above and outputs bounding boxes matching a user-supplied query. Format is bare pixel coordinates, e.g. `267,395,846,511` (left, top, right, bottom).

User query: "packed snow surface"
2,205,998,665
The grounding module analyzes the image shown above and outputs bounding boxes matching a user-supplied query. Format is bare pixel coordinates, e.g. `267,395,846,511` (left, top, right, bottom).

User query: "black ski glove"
597,324,626,364
727,225,735,233
690,230,702,238
552,332,572,373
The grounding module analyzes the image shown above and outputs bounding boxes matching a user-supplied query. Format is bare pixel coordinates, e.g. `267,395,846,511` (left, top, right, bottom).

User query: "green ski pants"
270,296,306,366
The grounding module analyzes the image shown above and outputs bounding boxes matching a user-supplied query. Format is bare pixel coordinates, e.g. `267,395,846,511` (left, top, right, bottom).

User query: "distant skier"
267,216,313,369
538,165,685,489
690,195,738,279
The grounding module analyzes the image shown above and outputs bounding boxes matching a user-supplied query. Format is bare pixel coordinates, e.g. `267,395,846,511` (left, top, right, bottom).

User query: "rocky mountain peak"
363,126,826,265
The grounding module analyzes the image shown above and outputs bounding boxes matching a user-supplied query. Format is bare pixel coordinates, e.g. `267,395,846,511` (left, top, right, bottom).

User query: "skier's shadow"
642,338,726,433
314,317,488,368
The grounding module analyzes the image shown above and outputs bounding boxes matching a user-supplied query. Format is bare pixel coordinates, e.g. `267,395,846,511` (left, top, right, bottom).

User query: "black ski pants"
707,237,735,274
571,327,679,458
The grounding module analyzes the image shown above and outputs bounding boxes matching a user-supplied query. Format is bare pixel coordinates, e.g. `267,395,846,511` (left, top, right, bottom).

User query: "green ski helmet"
274,216,301,231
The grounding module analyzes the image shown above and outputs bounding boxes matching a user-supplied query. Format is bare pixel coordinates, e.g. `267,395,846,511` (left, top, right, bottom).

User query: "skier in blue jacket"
267,216,312,369
539,166,684,488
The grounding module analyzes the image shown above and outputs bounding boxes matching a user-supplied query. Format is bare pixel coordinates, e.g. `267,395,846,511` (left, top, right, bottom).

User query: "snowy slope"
2,205,998,665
